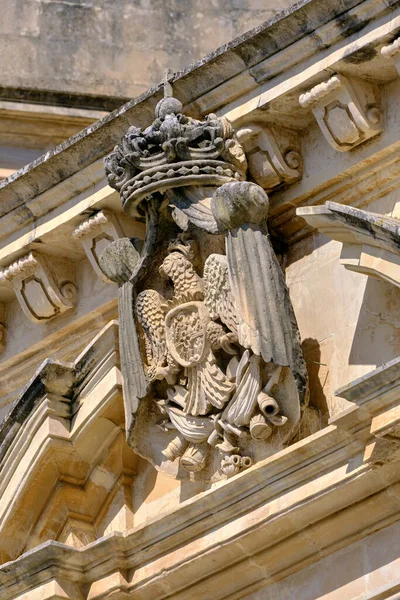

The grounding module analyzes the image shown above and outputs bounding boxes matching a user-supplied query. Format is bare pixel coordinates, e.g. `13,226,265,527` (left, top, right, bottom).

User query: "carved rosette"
102,91,308,481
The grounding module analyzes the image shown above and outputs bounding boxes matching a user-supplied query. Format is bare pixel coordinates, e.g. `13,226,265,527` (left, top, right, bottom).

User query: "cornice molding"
0,0,395,233
297,202,400,287
0,3,395,257
1,337,400,598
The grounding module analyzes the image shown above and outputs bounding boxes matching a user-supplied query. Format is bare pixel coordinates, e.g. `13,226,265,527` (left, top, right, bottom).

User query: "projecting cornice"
297,202,400,287
2,352,400,599
0,0,397,248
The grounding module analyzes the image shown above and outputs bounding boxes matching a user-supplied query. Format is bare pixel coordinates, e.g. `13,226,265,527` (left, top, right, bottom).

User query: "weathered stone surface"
298,202,400,289
1,1,400,598
0,0,297,100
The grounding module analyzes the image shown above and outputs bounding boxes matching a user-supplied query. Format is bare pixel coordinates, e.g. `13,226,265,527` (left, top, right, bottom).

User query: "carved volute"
101,86,308,482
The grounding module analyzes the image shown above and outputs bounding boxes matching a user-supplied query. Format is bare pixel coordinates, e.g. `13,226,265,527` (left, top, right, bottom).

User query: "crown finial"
155,69,182,119
163,68,174,98
104,76,247,217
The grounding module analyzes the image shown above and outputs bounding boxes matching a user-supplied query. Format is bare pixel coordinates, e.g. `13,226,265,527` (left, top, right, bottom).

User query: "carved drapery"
100,91,308,481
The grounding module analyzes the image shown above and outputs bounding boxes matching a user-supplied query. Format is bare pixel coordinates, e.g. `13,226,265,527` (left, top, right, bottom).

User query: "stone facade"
0,0,296,179
0,0,296,99
1,0,400,598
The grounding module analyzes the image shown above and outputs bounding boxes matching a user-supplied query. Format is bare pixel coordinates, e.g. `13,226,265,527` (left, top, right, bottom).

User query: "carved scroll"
237,124,302,190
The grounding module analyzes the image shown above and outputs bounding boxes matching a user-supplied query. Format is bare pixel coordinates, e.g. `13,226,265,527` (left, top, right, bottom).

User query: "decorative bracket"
299,74,382,151
0,252,77,323
381,37,400,75
237,124,302,190
73,210,145,282
297,202,400,288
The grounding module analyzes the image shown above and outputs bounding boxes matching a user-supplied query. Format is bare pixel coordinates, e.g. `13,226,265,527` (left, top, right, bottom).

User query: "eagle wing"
203,253,239,335
136,289,166,377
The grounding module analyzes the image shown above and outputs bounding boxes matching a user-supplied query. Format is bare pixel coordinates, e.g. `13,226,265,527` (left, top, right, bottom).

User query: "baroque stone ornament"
104,94,247,220
299,74,382,152
72,210,145,282
237,123,302,191
0,252,76,323
101,89,307,481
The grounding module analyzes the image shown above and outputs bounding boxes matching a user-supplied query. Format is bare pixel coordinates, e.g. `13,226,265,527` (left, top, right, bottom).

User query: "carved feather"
222,351,262,427
136,289,166,376
185,349,234,416
203,253,239,334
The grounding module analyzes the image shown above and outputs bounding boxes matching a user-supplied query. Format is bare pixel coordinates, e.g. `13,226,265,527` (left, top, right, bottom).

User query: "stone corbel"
0,252,77,323
297,202,400,288
381,37,400,75
73,210,144,282
299,74,382,151
237,124,302,190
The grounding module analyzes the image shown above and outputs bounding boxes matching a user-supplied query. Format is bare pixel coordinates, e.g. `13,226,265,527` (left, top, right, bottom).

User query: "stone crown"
104,95,247,218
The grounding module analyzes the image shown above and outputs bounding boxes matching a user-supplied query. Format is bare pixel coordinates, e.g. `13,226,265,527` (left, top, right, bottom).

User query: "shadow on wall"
349,276,400,367
302,337,329,427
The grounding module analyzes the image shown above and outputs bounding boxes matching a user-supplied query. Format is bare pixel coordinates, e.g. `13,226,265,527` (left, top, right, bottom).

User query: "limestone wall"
0,0,296,100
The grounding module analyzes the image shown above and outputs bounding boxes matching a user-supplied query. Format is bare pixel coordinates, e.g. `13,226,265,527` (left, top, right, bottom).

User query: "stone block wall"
0,0,296,100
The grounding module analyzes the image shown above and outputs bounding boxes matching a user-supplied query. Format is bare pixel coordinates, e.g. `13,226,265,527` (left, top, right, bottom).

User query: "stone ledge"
2,351,400,598
0,0,394,226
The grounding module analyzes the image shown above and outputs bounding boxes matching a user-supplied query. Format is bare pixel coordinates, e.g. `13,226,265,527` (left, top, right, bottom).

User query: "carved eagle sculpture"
136,249,239,417
135,244,289,474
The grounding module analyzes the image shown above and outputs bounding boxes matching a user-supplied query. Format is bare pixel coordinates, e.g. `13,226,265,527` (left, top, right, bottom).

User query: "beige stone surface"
287,231,400,418
286,188,400,419
1,2,400,599
0,0,296,100
241,521,400,600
